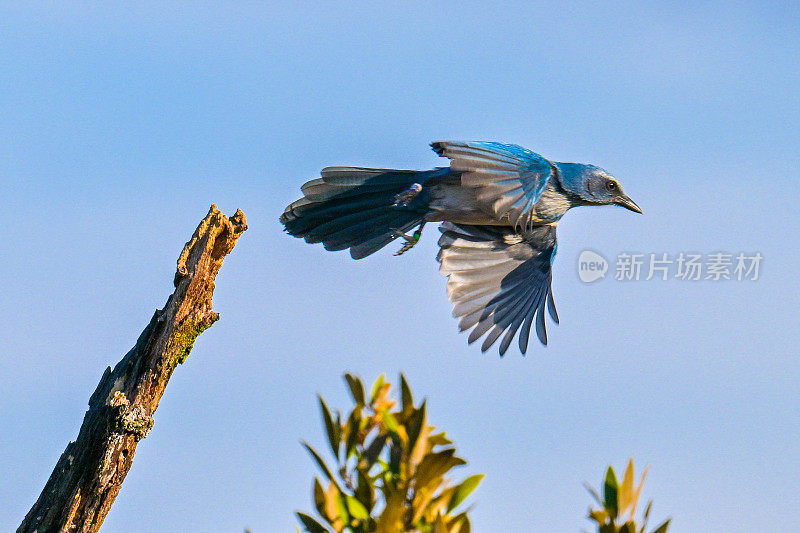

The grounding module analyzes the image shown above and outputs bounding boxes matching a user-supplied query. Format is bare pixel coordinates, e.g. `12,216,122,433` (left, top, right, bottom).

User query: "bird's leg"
392,221,427,256
392,183,423,207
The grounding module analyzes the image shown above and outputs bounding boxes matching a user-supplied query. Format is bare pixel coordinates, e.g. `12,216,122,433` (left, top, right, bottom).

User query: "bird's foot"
392,221,426,256
392,183,423,207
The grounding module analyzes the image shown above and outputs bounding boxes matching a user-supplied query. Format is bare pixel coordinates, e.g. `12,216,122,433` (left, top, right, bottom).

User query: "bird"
280,141,641,355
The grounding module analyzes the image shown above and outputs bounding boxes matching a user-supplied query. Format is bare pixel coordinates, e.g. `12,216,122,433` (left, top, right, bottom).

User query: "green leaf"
631,465,649,518
381,410,400,435
619,521,636,533
355,469,375,511
296,512,331,533
619,458,635,516
650,519,671,533
389,435,402,476
588,508,609,524
427,431,452,448
346,495,370,520
334,494,350,525
360,433,389,472
642,499,653,531
400,373,414,414
458,515,472,533
302,441,336,486
448,513,471,533
406,401,426,452
604,466,619,518
370,374,385,404
313,478,327,518
345,409,361,459
318,395,340,460
345,373,365,406
447,474,484,512
414,449,466,494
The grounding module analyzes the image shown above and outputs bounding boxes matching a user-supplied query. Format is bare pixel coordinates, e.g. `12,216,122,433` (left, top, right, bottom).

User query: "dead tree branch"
19,205,247,533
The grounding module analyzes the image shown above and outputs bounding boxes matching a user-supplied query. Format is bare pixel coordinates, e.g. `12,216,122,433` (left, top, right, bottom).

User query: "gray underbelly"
424,182,562,226
425,183,504,225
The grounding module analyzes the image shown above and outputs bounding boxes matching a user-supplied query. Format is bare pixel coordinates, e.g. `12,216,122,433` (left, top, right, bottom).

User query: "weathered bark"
19,205,247,533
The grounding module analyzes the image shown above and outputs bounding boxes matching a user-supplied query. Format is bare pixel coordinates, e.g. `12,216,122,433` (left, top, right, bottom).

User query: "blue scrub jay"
281,141,641,355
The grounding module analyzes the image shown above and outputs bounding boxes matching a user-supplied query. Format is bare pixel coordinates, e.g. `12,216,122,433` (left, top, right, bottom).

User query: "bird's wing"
437,222,559,356
431,141,554,229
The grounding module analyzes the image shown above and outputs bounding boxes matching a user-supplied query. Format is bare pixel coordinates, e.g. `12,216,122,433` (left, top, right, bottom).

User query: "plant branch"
18,205,247,533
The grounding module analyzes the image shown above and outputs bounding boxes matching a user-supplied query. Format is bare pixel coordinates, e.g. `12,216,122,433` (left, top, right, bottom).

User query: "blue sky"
1,2,799,531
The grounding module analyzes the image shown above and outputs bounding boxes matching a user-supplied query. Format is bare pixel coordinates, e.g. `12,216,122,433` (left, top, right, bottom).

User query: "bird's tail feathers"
281,167,436,259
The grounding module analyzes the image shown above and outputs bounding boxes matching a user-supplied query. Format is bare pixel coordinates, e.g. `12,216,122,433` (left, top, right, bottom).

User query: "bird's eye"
606,181,618,192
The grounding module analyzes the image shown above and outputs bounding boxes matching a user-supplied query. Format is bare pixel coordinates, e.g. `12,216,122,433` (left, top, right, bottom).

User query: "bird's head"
558,163,642,214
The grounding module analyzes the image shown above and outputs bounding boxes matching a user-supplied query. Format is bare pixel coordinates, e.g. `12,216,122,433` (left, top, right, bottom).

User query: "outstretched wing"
431,141,554,230
437,222,559,355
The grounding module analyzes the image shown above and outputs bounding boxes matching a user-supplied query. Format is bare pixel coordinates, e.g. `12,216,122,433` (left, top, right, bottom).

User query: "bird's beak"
615,194,642,214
